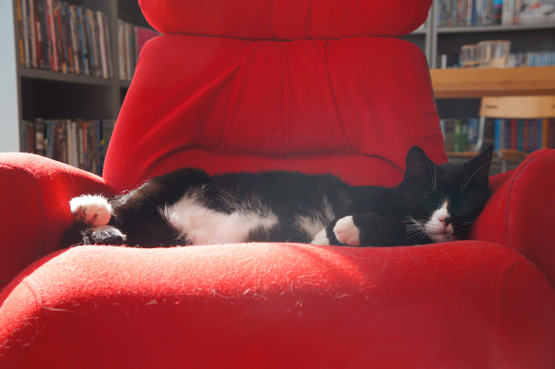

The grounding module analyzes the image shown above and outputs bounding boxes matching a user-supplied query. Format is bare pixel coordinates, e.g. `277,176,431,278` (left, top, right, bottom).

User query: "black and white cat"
64,146,493,248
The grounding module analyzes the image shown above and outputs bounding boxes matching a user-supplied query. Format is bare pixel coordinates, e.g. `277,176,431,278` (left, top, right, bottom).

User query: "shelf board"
19,67,113,86
438,23,555,34
430,66,555,98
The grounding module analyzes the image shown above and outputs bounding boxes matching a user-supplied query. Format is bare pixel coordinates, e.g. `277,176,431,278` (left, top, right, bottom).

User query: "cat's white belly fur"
162,189,281,245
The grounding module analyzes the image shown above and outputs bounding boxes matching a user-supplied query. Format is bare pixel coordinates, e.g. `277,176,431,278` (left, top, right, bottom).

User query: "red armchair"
1,0,554,368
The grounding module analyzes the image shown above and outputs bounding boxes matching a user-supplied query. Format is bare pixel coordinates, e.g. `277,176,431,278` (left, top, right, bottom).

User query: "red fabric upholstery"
1,0,554,367
104,35,445,192
1,243,554,369
139,0,431,39
0,154,113,291
471,149,555,288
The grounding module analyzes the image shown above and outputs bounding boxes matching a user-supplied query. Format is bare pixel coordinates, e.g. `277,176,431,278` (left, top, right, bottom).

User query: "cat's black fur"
64,146,493,248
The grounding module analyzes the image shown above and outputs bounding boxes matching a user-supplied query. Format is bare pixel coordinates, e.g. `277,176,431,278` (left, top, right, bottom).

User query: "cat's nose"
439,217,452,226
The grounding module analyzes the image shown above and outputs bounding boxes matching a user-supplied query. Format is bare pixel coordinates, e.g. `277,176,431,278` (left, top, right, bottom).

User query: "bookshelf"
431,66,555,98
3,0,157,173
4,0,554,159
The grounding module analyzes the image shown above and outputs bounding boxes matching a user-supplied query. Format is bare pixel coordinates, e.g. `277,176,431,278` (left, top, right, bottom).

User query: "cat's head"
397,145,493,244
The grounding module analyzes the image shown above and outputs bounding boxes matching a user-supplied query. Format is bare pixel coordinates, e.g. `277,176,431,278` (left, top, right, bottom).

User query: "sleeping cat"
64,146,493,248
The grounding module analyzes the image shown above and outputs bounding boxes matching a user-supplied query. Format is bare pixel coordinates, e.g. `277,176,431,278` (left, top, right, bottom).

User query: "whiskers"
403,217,430,244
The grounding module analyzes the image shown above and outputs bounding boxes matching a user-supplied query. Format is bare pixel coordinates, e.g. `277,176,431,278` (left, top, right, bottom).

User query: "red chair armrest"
470,149,555,288
0,153,113,290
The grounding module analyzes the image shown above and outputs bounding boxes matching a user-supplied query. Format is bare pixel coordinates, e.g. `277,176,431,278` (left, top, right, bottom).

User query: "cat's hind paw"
334,216,360,246
70,195,112,226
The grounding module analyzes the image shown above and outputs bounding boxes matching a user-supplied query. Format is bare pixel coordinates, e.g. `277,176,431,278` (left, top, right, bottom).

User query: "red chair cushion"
1,242,554,368
139,0,431,39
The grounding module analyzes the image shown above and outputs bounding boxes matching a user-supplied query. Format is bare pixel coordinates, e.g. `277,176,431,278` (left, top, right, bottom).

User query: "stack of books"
437,0,555,27
21,119,115,175
118,20,159,81
442,118,555,153
507,51,555,67
15,0,113,78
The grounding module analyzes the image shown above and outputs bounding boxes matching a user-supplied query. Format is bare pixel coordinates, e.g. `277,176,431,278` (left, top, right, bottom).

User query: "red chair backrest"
104,0,446,193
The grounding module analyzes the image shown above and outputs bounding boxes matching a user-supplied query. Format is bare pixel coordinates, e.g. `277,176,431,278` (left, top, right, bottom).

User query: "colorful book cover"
516,119,524,151
537,119,544,150
492,0,503,24
548,119,555,149
494,118,504,151
76,7,89,76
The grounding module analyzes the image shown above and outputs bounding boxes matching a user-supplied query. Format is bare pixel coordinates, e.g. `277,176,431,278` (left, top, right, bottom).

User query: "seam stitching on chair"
218,41,251,151
492,258,521,369
305,0,315,39
282,42,288,157
269,0,277,40
504,155,539,250
322,40,355,154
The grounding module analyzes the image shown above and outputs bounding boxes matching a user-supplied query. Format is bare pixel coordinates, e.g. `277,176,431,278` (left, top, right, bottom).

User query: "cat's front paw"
311,228,330,245
334,216,360,246
70,195,112,226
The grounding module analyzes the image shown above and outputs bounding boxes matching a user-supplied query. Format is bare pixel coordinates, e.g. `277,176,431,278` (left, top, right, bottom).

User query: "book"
438,0,555,27
16,1,112,79
442,117,555,153
118,20,159,81
519,0,555,24
21,118,116,175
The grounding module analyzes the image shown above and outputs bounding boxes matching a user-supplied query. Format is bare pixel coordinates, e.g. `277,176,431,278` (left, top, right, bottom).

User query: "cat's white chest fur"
424,200,456,242
162,190,279,245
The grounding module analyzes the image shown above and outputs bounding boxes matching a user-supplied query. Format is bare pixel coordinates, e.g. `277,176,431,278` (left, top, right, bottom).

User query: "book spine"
509,119,517,149
16,0,25,66
103,13,113,78
522,119,529,152
494,118,503,151
549,119,555,149
118,20,126,80
69,5,80,75
516,119,524,151
91,11,102,78
492,0,503,24
97,11,108,79
537,119,543,150
38,0,50,69
29,0,37,68
22,0,31,67
466,0,474,25
54,0,66,73
126,22,133,80
502,0,515,25
35,119,46,156
77,7,89,76
46,0,58,71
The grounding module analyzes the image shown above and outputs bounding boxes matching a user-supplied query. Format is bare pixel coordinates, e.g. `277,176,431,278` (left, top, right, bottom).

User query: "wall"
0,0,20,152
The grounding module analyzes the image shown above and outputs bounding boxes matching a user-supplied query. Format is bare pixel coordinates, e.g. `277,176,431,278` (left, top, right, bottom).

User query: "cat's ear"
405,146,435,180
466,145,493,186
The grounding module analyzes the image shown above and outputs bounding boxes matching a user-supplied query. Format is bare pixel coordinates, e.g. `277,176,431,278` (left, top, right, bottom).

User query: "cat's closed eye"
460,194,473,203
423,191,434,200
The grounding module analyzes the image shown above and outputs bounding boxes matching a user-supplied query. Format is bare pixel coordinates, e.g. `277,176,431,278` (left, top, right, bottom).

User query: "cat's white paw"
334,216,360,246
70,195,112,226
311,228,330,245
